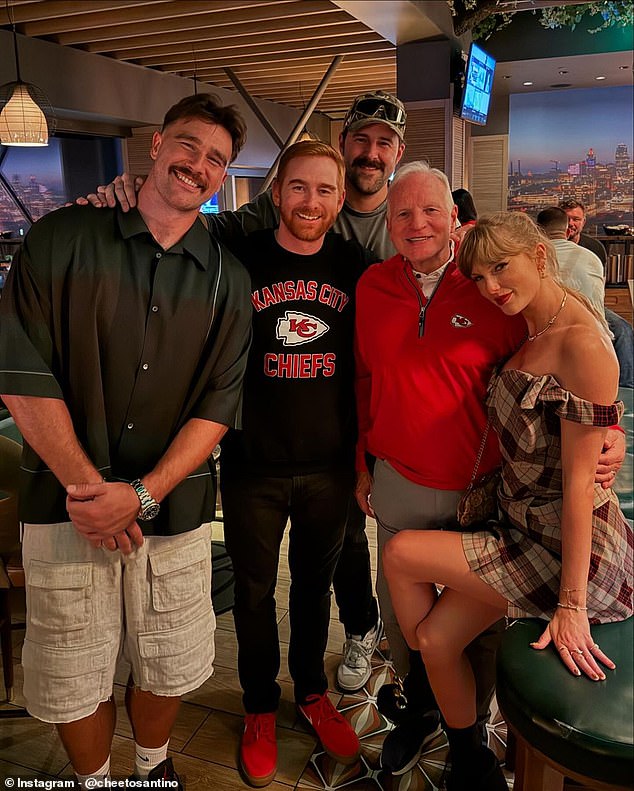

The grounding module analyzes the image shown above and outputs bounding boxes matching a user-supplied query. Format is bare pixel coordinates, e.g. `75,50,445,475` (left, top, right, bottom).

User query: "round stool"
497,617,633,790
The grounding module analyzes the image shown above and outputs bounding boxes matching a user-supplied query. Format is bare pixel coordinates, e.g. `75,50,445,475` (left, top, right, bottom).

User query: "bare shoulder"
558,320,618,404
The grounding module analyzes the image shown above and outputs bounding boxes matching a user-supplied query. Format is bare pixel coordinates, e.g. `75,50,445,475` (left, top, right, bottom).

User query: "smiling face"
387,172,457,273
272,155,344,253
340,122,405,198
147,116,232,213
469,245,545,315
563,205,586,243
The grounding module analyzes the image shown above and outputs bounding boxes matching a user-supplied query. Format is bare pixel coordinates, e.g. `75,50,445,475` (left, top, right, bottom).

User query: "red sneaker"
240,712,277,787
298,693,360,765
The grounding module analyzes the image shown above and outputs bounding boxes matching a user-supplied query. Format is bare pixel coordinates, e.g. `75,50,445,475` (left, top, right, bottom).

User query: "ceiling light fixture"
523,81,533,86
0,0,54,146
558,69,569,75
595,75,607,80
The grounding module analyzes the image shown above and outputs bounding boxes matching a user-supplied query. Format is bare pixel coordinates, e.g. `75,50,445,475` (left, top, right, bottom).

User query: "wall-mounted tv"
460,42,496,126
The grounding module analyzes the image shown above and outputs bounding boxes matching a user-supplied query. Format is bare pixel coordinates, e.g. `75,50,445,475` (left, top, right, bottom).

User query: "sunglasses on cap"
344,93,407,134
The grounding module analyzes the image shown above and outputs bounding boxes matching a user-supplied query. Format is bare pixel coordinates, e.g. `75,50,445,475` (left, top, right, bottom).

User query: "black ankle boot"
446,744,507,791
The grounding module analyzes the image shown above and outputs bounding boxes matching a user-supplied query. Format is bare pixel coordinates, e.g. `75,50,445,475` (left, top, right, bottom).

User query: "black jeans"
332,497,379,636
221,467,353,712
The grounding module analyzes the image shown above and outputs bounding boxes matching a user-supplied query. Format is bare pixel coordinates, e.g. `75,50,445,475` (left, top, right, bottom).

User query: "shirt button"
155,252,162,259
151,305,159,312
127,422,134,430
142,363,149,371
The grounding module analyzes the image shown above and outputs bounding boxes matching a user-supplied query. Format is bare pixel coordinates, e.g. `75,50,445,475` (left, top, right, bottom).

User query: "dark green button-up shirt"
0,205,252,534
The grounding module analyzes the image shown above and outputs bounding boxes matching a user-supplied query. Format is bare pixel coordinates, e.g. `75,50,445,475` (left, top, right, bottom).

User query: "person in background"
559,198,608,263
451,187,478,226
354,161,626,777
383,211,632,791
559,198,633,388
537,206,605,314
0,94,252,789
81,89,409,695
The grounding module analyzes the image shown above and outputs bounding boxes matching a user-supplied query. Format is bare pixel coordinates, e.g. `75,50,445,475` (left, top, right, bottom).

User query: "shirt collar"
117,208,213,270
406,241,455,298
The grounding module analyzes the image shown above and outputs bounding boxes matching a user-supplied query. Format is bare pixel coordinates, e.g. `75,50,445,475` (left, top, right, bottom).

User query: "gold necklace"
527,289,567,342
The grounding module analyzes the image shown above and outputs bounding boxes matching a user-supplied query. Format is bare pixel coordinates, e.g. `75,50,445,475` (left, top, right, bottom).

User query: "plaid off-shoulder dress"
462,370,633,623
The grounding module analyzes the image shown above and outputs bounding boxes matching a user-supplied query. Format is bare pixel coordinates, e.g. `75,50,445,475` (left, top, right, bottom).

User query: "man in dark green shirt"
0,95,251,789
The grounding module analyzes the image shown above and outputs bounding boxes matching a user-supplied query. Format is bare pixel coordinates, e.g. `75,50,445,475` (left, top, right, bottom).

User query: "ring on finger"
558,645,568,651
571,649,584,656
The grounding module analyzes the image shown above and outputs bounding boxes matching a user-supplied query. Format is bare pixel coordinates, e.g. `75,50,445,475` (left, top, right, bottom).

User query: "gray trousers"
372,458,503,723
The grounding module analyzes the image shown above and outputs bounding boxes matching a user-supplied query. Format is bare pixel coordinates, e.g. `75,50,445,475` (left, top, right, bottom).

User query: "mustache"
351,156,384,171
170,165,206,189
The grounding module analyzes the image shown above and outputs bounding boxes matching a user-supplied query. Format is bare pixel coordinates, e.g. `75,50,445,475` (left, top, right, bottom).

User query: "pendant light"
0,1,54,146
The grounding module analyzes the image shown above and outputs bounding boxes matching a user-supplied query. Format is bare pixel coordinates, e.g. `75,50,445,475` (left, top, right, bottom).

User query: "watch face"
140,503,161,521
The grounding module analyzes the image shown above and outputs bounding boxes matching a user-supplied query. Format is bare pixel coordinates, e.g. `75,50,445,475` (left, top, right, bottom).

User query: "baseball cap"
343,90,407,140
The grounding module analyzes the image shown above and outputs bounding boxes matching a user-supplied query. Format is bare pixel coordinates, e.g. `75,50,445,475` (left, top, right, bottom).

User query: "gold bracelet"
561,587,588,606
557,602,588,612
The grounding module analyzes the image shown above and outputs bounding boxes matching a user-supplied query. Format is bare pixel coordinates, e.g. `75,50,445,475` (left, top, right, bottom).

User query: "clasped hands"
66,481,144,555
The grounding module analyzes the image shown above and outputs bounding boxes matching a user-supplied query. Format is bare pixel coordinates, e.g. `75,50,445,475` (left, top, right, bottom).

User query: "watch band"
130,478,160,521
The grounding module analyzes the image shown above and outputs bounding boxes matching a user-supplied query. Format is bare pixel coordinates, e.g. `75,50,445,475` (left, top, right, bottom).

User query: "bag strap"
467,418,492,488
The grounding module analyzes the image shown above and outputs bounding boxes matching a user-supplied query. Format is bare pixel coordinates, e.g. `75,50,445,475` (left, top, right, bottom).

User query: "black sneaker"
381,710,442,775
130,758,184,790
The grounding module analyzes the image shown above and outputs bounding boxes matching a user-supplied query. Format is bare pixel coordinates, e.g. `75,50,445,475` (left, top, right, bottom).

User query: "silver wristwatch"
130,479,160,521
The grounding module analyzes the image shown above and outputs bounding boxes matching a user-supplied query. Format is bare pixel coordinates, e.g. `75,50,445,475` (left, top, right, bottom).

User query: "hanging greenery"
448,1,633,40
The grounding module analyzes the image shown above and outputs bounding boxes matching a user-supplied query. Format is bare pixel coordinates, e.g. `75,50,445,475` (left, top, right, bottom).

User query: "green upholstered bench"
497,617,633,791
614,386,633,523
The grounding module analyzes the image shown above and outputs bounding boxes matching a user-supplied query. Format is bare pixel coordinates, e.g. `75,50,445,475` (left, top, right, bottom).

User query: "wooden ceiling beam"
207,63,394,86
4,1,166,25
207,67,394,89
248,83,397,101
19,0,294,37
164,42,393,74
64,0,338,46
86,13,358,55
103,22,370,63
137,33,386,67
192,50,395,79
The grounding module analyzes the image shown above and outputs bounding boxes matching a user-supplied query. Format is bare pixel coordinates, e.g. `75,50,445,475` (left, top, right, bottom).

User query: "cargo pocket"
22,638,110,722
27,560,92,631
137,607,215,694
149,537,209,613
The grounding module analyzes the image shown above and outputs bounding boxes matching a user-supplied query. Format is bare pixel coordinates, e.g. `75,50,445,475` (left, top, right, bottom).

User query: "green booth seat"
497,617,633,791
614,387,633,523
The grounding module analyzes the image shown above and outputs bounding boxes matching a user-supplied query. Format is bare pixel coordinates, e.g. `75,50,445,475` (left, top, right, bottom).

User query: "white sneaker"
336,617,383,692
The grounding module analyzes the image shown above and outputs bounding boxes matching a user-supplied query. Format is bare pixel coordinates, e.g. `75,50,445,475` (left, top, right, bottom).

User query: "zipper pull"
418,309,425,337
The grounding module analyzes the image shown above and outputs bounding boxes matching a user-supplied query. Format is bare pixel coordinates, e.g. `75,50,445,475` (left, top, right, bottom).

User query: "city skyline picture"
508,85,633,228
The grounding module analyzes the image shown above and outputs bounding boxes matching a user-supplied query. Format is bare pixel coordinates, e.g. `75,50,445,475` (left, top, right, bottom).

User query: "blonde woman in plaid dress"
382,211,632,791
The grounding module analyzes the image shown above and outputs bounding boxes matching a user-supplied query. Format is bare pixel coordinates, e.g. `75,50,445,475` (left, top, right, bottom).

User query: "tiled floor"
0,518,512,789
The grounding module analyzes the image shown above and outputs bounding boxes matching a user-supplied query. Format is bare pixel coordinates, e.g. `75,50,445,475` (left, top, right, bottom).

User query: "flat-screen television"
460,42,496,126
200,193,220,214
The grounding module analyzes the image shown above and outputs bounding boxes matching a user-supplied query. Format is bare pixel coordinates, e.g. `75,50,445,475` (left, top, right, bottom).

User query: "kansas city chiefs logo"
451,314,473,328
276,311,330,346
